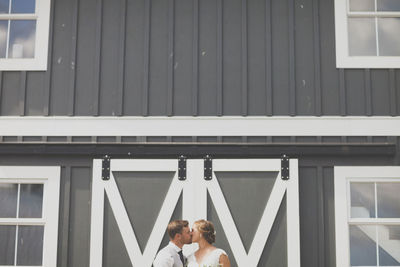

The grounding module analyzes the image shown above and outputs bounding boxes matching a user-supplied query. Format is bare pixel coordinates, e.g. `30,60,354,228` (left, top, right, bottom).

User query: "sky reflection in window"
378,0,400,11
0,0,9,13
11,0,35,14
8,20,36,58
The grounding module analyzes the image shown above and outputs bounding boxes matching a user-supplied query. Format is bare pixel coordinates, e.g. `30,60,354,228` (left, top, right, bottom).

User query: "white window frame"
0,0,51,71
334,166,400,267
335,0,400,68
0,166,60,267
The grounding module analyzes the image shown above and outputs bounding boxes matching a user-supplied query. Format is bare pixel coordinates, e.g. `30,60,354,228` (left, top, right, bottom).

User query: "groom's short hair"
167,220,189,239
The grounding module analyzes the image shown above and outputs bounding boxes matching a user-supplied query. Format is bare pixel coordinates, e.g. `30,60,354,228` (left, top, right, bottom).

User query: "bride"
187,220,231,267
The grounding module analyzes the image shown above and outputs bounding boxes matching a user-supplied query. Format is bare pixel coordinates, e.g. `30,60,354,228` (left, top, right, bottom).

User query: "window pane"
378,225,400,266
378,18,400,56
0,0,9,13
11,0,35,13
8,20,36,58
377,182,400,218
350,182,375,218
349,0,375,11
0,20,8,58
348,18,377,56
378,0,400,11
17,226,44,266
350,225,377,266
0,225,16,265
19,184,43,218
0,183,18,218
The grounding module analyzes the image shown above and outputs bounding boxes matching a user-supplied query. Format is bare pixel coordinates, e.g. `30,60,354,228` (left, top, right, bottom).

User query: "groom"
153,220,192,267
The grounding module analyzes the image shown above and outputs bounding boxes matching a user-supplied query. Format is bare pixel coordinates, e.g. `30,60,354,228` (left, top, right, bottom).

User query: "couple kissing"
153,219,231,267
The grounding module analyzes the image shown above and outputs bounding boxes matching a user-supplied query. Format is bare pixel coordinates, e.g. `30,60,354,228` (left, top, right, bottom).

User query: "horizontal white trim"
0,116,399,136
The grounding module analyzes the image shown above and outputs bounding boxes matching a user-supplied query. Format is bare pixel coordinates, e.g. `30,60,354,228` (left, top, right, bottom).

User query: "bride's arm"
219,254,230,267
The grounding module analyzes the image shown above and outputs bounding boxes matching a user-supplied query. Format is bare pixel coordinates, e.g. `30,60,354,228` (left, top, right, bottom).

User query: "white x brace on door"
89,158,300,267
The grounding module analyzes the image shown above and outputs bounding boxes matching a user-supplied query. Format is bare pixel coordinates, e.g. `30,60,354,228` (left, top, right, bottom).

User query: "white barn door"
90,158,300,267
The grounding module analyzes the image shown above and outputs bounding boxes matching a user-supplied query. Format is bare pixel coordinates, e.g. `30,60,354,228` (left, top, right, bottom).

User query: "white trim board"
0,116,399,136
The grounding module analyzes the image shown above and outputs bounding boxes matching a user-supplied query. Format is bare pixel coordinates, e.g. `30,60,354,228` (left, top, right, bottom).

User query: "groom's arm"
153,251,174,267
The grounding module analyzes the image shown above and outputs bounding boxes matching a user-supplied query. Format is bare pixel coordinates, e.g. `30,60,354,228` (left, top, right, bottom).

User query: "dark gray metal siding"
0,138,399,267
0,0,398,116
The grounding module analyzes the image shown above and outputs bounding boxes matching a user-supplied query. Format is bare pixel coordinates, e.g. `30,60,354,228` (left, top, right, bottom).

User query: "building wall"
0,0,399,116
0,138,398,267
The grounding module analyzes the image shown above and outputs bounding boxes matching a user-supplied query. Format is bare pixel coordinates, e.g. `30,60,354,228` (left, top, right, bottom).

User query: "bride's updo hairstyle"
194,220,216,244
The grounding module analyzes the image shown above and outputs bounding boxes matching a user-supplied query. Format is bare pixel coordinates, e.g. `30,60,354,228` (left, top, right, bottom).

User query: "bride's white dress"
187,248,227,267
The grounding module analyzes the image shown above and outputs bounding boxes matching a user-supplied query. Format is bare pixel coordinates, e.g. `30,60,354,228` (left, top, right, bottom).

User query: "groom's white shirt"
153,241,185,267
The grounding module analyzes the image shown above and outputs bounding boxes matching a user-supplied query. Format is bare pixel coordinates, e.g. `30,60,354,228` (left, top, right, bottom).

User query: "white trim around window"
334,166,400,267
335,0,400,68
0,166,60,267
0,116,400,136
0,0,51,71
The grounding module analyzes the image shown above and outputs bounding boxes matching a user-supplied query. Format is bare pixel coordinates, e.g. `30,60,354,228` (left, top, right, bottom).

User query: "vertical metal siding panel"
248,0,266,115
339,69,346,115
142,0,150,116
295,0,315,115
323,167,336,267
122,0,145,115
116,0,127,116
397,70,400,115
67,167,91,267
299,166,319,267
59,167,71,267
364,69,372,116
345,70,365,115
149,0,168,115
317,166,326,267
43,0,55,116
167,0,174,116
389,69,397,116
25,72,45,115
288,0,296,115
198,0,218,116
0,72,20,115
222,0,242,115
241,0,248,116
320,0,340,115
192,0,199,116
0,72,2,114
74,0,98,115
313,0,322,116
271,0,290,115
19,72,27,115
49,0,73,115
217,0,223,116
174,0,193,115
265,0,273,115
67,0,78,116
99,0,122,116
371,70,390,115
93,0,102,116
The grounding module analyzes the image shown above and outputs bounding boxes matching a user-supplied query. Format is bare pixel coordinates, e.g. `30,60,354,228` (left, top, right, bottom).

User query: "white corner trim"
0,116,399,136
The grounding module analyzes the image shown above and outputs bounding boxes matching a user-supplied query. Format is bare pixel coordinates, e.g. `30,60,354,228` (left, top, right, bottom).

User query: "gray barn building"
0,0,399,266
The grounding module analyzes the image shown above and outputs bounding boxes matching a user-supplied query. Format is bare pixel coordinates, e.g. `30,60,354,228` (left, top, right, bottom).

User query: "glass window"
0,166,60,267
378,0,400,11
0,0,50,70
349,0,375,11
335,0,400,68
335,167,400,267
11,0,36,14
